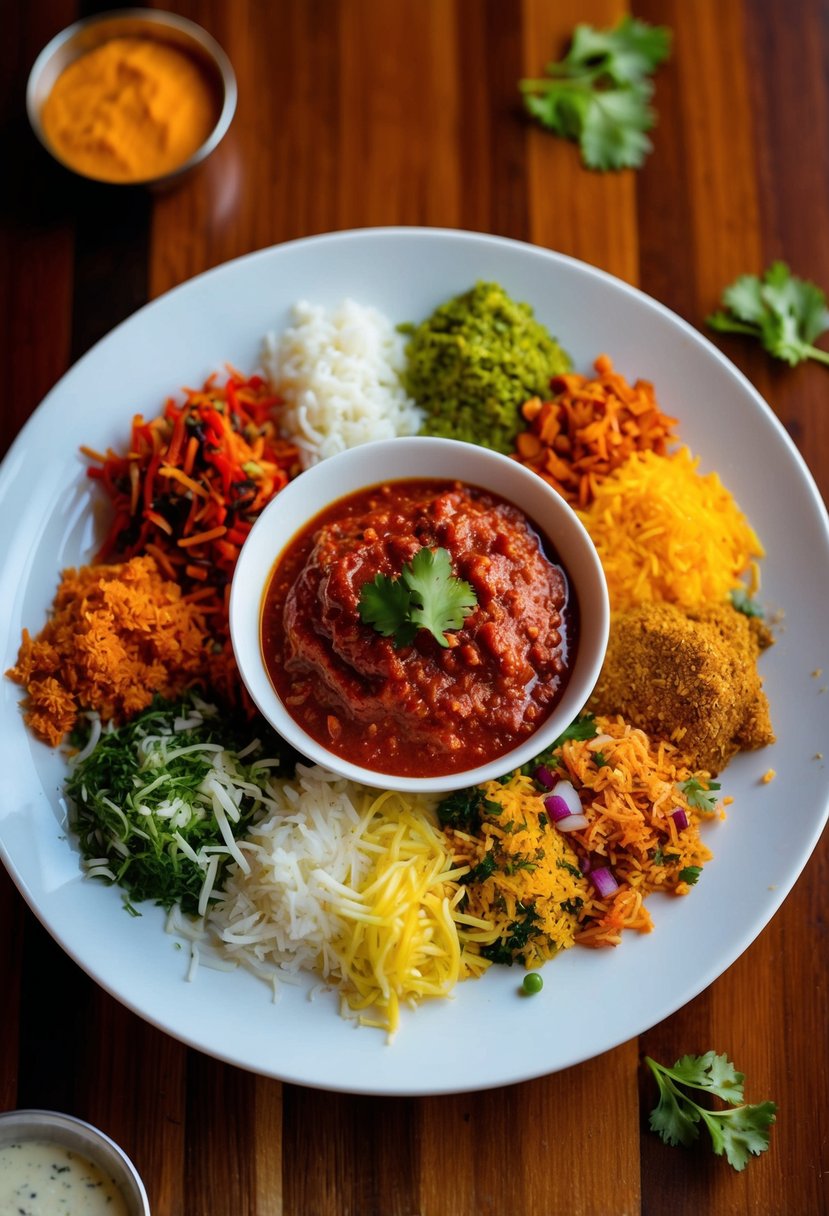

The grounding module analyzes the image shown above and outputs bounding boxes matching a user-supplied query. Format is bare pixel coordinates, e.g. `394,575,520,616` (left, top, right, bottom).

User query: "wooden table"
2,2,827,1213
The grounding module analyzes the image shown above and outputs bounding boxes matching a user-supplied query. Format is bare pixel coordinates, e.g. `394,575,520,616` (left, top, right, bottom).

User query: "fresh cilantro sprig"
707,262,829,367
358,546,476,649
646,1052,777,1171
519,16,672,171
678,776,721,812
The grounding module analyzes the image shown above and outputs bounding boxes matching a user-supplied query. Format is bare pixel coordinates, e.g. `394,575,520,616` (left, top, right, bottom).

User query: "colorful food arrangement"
5,282,775,1037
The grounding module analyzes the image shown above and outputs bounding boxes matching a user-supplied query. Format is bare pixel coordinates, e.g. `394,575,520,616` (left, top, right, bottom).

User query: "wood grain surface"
1,2,827,1214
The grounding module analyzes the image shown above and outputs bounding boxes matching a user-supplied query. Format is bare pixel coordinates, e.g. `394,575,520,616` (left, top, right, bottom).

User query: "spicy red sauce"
260,479,576,777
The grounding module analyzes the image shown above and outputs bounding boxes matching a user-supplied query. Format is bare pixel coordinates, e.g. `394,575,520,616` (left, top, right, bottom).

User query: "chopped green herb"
678,777,721,812
437,787,501,832
646,1052,776,1171
679,866,702,885
730,587,765,618
519,16,672,171
557,859,584,880
464,852,498,884
402,281,571,453
481,903,541,965
593,751,607,768
358,546,476,648
66,695,287,914
707,261,829,367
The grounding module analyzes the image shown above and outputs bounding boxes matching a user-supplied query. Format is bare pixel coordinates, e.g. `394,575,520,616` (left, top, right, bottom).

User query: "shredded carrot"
550,715,718,947
511,354,678,507
84,370,301,644
5,555,223,746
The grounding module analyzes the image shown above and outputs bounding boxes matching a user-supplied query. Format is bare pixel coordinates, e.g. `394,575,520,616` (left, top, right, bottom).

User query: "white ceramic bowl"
26,8,237,188
0,1109,150,1215
230,435,610,793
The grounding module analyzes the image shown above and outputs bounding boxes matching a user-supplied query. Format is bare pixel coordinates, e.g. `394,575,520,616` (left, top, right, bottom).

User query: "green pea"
522,971,543,995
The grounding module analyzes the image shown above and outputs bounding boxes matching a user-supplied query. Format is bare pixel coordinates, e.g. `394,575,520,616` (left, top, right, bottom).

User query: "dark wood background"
2,2,827,1213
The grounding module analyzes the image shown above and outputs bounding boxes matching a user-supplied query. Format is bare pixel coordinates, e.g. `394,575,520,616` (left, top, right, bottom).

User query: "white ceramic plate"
1,228,827,1096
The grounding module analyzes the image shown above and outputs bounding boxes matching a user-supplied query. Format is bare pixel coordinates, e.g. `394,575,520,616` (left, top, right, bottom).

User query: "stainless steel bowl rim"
26,8,237,187
0,1107,151,1215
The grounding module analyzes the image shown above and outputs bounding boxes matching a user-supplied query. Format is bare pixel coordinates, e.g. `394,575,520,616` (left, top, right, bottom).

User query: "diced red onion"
550,779,582,817
534,764,557,790
543,794,573,823
671,808,689,831
590,866,619,898
554,812,590,833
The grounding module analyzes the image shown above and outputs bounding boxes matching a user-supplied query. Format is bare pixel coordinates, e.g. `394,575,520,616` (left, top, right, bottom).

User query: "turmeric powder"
41,36,219,183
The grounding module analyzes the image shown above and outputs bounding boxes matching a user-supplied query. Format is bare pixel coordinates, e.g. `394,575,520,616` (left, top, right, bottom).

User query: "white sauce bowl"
0,1109,150,1215
230,435,610,794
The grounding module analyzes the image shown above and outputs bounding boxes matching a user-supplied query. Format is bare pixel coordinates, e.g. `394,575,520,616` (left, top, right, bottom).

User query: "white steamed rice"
262,298,423,468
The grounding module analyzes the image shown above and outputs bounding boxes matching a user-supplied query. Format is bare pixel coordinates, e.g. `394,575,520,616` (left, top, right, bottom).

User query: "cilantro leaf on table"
519,15,672,171
646,1054,776,1171
358,546,476,648
707,262,829,366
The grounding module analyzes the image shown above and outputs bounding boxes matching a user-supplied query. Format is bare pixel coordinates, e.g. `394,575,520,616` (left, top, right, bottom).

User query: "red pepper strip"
225,377,241,424
224,524,250,546
207,450,234,498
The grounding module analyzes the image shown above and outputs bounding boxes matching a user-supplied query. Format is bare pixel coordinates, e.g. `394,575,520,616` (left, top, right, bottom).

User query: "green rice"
401,281,571,454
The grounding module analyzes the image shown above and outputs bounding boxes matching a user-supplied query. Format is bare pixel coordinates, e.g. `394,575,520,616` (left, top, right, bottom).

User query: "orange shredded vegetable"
553,715,717,947
512,354,678,507
82,370,301,641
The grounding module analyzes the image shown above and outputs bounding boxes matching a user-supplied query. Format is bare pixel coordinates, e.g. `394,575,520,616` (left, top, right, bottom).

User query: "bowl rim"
229,434,610,793
25,7,238,187
0,1108,151,1214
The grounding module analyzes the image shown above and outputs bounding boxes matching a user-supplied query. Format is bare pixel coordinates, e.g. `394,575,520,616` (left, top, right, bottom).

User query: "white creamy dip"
0,1139,130,1215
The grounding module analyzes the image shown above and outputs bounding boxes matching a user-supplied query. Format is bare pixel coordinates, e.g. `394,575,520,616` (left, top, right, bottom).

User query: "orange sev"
511,354,678,507
4,555,224,746
553,716,718,947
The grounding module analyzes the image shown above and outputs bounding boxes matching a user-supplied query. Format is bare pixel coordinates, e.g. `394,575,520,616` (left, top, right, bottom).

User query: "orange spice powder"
41,36,220,183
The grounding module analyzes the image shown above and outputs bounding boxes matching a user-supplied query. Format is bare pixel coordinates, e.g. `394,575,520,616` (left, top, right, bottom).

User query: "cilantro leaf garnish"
707,262,829,367
678,776,721,812
358,546,476,648
519,16,672,171
357,571,417,646
646,1053,776,1171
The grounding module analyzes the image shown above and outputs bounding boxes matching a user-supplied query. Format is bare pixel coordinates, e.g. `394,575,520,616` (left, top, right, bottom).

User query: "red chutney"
260,480,577,777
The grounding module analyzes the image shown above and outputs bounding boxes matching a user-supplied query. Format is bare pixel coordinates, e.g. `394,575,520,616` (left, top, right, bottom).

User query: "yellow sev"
578,446,764,614
326,795,490,1036
443,774,591,968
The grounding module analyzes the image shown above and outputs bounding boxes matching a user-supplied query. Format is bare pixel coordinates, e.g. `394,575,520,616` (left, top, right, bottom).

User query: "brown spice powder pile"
588,601,775,774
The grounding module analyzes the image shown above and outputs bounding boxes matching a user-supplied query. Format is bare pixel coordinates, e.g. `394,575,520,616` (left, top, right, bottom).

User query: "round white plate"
1,227,827,1096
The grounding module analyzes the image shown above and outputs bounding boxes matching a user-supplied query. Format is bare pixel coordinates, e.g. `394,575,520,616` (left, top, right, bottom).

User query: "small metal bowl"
26,8,237,188
0,1108,151,1215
